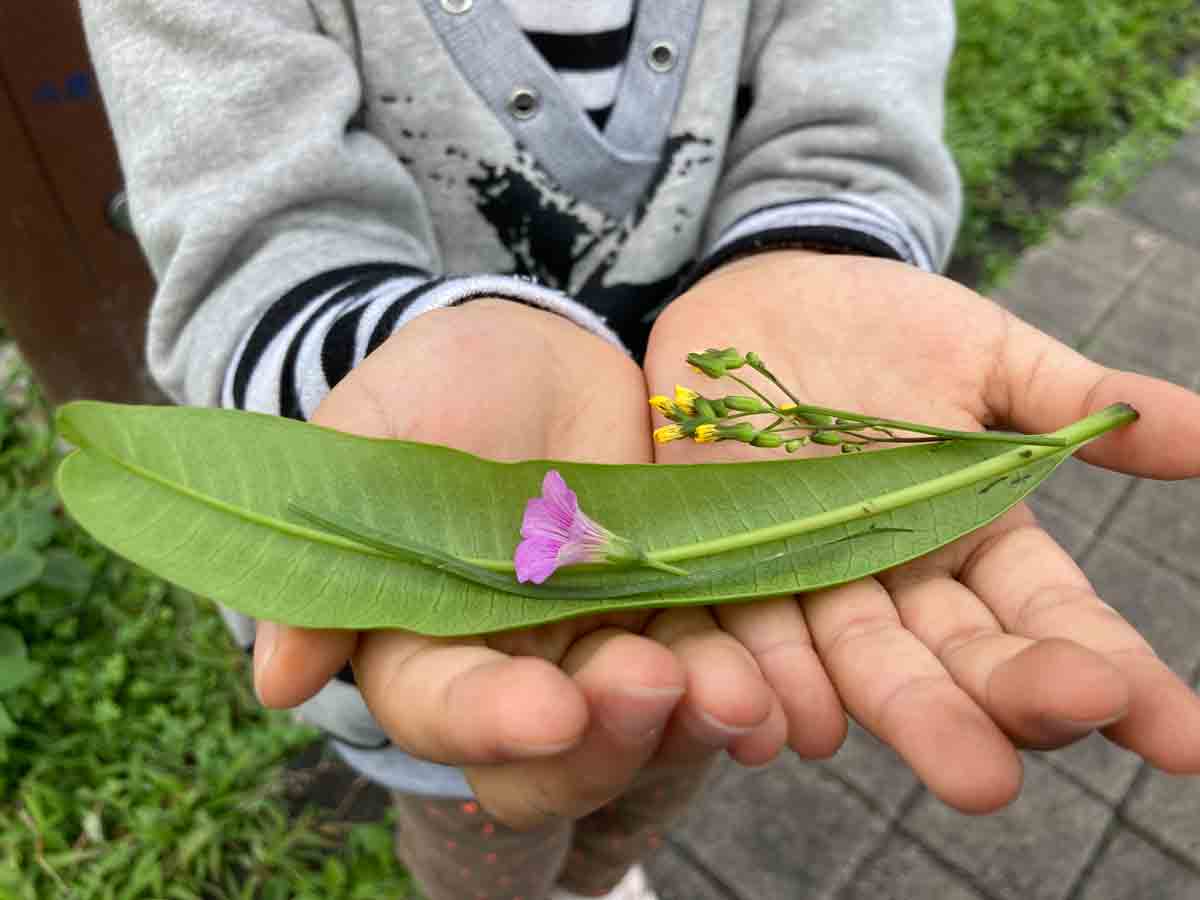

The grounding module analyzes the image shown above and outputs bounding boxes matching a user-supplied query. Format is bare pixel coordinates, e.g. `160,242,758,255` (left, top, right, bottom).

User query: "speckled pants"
392,765,710,900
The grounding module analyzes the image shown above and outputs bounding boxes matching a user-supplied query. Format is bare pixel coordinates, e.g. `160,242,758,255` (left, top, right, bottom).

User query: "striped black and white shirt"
224,0,640,420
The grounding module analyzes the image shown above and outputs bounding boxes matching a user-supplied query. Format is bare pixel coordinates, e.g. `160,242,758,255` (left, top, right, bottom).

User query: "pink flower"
514,470,631,584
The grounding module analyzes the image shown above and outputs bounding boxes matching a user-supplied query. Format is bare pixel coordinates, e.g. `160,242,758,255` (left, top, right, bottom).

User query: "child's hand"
645,250,1200,813
250,299,780,828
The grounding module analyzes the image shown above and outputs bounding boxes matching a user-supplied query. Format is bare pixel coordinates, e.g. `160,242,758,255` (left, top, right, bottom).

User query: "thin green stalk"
745,358,806,409
776,402,1072,447
645,403,1134,565
738,353,1070,447
725,374,777,408
729,359,1068,447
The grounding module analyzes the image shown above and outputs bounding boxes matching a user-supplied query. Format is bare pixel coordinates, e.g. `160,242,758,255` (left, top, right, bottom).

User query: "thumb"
991,314,1200,479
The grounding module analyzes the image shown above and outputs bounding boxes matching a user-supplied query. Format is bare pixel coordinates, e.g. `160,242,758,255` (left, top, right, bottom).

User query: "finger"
253,621,358,708
804,577,1023,813
991,314,1200,478
353,629,588,765
881,562,1129,749
466,629,686,828
727,694,789,767
714,596,847,759
641,607,775,766
957,521,1200,772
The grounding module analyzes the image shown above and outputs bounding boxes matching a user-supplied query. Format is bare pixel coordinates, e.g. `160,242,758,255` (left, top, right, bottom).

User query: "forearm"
705,1,962,276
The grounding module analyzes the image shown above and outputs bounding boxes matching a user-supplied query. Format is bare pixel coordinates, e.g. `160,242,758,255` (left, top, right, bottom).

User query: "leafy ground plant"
948,0,1200,284
0,367,412,899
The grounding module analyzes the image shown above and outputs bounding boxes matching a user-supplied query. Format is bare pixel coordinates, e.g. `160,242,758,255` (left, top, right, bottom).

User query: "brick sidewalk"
647,130,1200,899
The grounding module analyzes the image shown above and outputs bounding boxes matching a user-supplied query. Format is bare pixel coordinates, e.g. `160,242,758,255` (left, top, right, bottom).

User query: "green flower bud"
714,347,746,368
810,430,843,446
751,432,784,448
780,406,837,428
686,353,724,379
717,422,757,443
693,397,718,420
686,348,746,378
784,439,804,453
722,395,769,413
709,398,729,418
745,351,762,368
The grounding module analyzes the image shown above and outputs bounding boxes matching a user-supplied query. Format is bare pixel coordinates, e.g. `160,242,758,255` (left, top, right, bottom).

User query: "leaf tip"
1114,401,1140,422
53,401,88,449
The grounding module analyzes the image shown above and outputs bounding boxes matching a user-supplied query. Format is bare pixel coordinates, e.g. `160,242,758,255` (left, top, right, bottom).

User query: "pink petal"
514,537,562,584
521,498,561,540
540,470,579,527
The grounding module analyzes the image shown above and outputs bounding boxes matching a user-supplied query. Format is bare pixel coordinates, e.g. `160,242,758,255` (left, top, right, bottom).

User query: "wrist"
693,248,827,288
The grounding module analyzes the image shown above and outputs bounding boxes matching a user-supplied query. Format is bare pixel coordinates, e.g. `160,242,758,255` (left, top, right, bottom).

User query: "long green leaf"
54,401,1131,636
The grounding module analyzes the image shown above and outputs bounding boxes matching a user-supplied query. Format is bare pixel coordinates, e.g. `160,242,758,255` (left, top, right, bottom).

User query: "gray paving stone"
1036,457,1136,531
838,831,987,900
1038,735,1143,806
1173,129,1200,171
989,246,1131,348
670,755,889,900
1123,767,1200,871
1081,286,1200,389
1051,206,1166,277
648,843,730,900
1110,477,1200,584
817,720,919,818
1122,158,1200,251
901,755,1111,900
1026,493,1098,561
1081,537,1200,679
1139,239,1200,313
1073,826,1200,900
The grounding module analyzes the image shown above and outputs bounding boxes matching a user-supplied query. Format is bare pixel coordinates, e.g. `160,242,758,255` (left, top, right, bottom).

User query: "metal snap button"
647,40,677,72
439,0,472,14
507,87,540,120
106,190,134,236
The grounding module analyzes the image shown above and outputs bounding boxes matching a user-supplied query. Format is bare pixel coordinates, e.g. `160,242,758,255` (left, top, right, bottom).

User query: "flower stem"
645,403,1136,565
777,402,1072,447
726,374,777,408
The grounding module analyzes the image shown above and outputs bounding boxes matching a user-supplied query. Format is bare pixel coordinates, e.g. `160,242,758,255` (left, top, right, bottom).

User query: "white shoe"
550,863,659,900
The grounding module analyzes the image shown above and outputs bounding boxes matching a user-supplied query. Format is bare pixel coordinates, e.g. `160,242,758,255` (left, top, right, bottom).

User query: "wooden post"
0,2,166,405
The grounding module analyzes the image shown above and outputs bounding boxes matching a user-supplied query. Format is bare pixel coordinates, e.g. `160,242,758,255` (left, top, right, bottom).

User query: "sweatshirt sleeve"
81,0,622,417
694,0,963,281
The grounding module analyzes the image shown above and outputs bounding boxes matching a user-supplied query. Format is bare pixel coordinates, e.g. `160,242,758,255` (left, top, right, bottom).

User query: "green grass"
0,1,1198,895
947,0,1200,285
0,378,411,898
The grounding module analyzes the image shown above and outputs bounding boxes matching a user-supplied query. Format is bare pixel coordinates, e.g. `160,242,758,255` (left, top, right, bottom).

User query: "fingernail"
253,621,279,701
1043,712,1125,741
505,738,581,759
684,710,755,747
602,685,684,743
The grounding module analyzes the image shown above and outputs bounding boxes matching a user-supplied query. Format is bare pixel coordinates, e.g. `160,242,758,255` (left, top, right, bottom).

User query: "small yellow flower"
648,395,677,417
693,424,719,443
673,385,699,416
653,424,687,444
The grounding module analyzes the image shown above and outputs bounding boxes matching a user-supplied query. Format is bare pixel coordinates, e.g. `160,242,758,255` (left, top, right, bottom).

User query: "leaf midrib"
65,445,392,562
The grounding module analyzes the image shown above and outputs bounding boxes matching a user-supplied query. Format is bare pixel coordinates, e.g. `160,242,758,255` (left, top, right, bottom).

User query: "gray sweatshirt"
81,0,961,795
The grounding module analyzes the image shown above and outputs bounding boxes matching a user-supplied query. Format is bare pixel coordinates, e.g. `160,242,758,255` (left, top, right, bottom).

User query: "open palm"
644,250,1200,812
253,299,785,829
